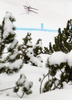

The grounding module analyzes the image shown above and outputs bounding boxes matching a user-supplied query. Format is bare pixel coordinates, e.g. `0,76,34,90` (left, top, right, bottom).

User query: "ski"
29,10,38,14
29,6,38,11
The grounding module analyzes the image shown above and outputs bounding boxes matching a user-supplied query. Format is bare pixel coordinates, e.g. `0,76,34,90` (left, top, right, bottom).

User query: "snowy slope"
0,64,48,98
0,89,72,100
0,64,72,100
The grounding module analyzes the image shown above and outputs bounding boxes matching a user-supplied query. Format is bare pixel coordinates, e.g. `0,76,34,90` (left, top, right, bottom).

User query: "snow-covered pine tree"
26,38,43,67
14,74,33,98
33,39,43,56
53,19,72,53
0,12,23,74
18,33,33,64
18,33,43,67
0,13,33,97
43,47,49,54
0,25,4,58
48,42,53,54
46,19,72,54
43,43,53,54
40,19,72,93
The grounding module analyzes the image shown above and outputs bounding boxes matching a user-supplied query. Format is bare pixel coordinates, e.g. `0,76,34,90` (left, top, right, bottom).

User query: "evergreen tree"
0,12,33,97
0,24,5,58
40,51,72,93
43,42,53,54
18,33,33,64
40,19,72,93
0,12,23,74
48,42,54,54
18,34,43,67
53,19,72,53
43,47,49,54
13,74,33,98
33,39,43,56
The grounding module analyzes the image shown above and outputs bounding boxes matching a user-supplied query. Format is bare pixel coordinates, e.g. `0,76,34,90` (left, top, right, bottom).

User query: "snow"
0,64,72,100
49,51,67,65
0,89,71,100
17,74,26,85
67,50,72,67
3,12,15,39
0,63,5,69
24,81,33,90
27,40,32,47
35,89,72,100
0,64,48,98
9,52,19,60
8,39,18,50
26,48,43,67
39,54,50,68
0,0,72,100
6,59,23,69
0,89,72,100
30,56,42,67
48,50,72,67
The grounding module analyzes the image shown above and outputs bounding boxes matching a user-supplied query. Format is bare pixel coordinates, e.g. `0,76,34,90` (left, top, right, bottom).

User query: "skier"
27,6,30,11
23,5,38,14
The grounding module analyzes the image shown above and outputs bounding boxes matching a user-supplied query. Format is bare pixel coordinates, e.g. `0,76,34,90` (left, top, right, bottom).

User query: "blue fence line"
16,23,58,32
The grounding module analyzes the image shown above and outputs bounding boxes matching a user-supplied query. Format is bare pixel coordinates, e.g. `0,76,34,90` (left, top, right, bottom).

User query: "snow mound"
48,50,72,67
67,50,72,67
49,51,66,65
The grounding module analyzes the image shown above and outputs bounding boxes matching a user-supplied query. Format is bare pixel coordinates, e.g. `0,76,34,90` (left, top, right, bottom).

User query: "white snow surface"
49,51,67,65
0,64,72,100
48,50,72,66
